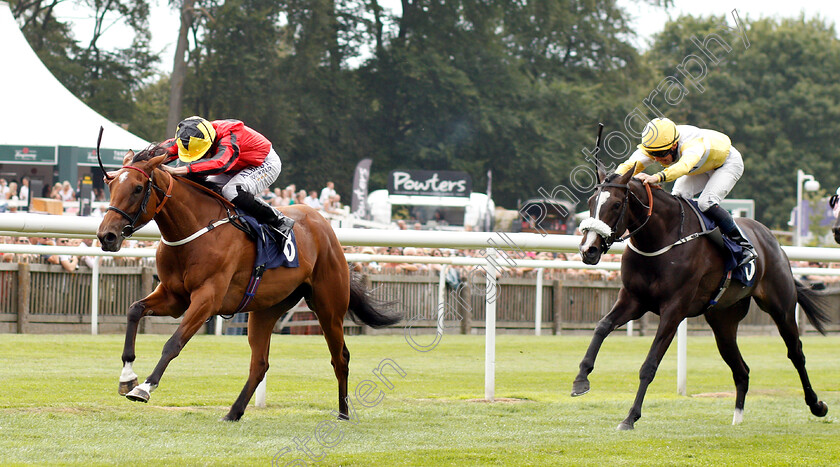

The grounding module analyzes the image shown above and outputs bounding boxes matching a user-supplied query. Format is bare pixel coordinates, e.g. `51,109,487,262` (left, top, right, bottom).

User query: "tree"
644,15,840,227
166,0,197,135
356,0,649,209
10,0,160,131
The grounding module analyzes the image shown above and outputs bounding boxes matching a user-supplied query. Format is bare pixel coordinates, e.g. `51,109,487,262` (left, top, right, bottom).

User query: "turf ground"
0,332,839,466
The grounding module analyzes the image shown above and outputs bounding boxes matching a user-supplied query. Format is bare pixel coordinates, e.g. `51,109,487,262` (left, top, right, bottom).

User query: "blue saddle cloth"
238,213,299,269
689,199,755,287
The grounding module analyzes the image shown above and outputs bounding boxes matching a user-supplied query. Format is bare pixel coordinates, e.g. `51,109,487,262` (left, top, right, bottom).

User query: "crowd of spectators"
1,177,839,286
2,233,838,293
258,180,346,217
344,245,621,283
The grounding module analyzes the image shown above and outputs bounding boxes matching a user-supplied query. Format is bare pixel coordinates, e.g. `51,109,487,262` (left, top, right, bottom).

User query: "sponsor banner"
387,170,472,197
73,146,129,167
0,145,56,164
351,158,373,218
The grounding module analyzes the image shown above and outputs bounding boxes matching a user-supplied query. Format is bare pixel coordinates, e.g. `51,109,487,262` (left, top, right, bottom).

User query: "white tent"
0,0,148,165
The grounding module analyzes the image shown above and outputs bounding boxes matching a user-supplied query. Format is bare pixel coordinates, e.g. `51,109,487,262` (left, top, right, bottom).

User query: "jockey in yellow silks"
615,117,756,266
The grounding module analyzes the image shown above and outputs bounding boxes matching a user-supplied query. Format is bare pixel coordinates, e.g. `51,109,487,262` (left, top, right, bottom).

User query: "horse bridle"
587,180,654,251
107,166,173,238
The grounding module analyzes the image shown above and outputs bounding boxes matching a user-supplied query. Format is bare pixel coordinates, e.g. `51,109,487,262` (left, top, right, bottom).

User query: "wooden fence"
0,264,837,335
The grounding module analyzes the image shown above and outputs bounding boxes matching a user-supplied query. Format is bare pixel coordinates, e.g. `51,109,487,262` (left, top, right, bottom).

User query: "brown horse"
574,165,830,430
96,145,400,421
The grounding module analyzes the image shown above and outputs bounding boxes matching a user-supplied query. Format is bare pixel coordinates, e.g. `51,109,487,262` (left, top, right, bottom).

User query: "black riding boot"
704,204,757,266
231,186,295,239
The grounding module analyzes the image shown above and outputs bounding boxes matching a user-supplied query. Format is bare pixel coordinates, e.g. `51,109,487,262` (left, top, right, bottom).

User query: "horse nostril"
586,246,599,257
103,232,117,245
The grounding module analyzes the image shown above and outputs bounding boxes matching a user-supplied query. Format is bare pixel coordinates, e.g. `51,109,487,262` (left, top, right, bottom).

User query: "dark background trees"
10,0,840,228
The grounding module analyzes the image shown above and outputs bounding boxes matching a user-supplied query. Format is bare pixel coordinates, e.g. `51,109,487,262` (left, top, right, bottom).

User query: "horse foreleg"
705,300,751,425
224,308,284,421
119,284,185,395
126,287,218,403
618,310,681,431
572,290,642,397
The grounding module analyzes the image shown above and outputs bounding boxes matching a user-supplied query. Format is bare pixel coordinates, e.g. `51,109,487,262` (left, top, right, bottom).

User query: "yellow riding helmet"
175,116,216,162
638,118,679,154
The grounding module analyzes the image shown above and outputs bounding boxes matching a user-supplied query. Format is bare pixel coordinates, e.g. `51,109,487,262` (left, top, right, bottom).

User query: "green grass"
1,333,839,465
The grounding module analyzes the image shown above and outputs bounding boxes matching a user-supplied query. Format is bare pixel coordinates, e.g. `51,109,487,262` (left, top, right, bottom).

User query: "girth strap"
233,264,267,314
707,270,733,310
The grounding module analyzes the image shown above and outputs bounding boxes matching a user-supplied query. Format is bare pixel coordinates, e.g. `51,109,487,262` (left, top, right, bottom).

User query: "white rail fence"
1,213,839,404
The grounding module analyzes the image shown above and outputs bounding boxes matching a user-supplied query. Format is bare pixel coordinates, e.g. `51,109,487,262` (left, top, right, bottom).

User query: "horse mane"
132,143,170,163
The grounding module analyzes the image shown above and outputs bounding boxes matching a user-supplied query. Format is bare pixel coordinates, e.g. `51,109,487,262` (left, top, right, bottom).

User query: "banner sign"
351,158,372,218
387,170,472,197
0,145,56,164
73,146,129,167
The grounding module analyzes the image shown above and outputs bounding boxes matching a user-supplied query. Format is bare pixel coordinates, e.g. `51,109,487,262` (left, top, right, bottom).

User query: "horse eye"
134,185,143,194
612,201,621,209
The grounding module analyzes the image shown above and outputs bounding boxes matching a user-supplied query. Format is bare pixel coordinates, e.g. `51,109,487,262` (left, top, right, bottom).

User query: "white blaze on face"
580,191,613,254
118,171,129,184
594,191,611,219
580,229,601,253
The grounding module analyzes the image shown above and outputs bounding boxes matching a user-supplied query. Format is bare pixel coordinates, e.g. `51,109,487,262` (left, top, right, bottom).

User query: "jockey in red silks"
615,117,756,266
161,116,294,237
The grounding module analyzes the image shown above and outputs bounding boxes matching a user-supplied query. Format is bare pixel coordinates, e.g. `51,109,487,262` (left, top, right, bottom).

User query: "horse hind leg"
704,299,751,425
309,288,351,419
755,295,828,417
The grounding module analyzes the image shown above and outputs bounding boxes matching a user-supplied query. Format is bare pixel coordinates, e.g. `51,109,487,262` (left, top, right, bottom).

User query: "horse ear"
122,150,134,165
148,153,169,169
616,163,636,184
597,163,607,183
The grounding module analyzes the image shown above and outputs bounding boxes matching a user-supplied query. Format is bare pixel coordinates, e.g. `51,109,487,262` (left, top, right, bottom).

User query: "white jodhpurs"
206,148,282,201
671,147,744,211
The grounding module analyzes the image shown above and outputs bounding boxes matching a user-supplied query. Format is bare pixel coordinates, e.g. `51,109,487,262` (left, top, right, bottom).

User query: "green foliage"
15,0,840,229
643,15,840,227
10,0,160,133
130,75,171,141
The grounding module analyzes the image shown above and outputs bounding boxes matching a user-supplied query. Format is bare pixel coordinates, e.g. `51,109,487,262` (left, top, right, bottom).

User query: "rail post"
17,262,30,334
534,268,544,335
552,279,562,335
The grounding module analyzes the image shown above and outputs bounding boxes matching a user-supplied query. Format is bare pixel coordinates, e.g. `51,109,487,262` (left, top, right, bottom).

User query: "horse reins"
106,165,173,238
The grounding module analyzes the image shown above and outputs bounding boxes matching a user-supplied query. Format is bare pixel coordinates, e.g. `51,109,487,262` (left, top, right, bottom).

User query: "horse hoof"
571,379,590,397
617,421,635,431
336,412,350,421
118,378,138,396
221,413,242,422
125,387,150,403
810,401,828,417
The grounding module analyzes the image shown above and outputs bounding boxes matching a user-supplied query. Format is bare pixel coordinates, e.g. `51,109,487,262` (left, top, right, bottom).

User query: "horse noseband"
106,166,157,238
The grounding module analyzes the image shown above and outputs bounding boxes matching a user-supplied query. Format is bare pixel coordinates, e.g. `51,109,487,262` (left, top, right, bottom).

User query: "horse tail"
347,272,402,328
794,279,831,335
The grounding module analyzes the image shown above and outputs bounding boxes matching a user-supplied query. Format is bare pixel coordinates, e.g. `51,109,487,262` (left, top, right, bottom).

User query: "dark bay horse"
96,146,400,421
574,165,830,430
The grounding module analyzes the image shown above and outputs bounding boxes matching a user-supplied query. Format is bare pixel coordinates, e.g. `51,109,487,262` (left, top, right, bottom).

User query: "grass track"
0,333,839,465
